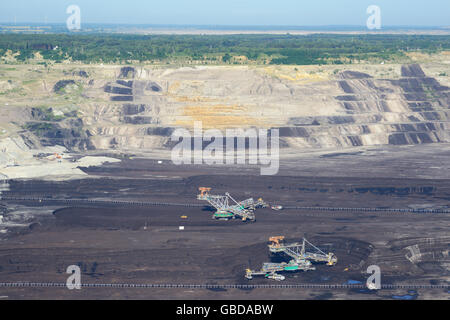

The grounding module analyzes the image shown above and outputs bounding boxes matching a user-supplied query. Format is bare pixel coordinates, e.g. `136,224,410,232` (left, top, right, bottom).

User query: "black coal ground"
0,148,449,300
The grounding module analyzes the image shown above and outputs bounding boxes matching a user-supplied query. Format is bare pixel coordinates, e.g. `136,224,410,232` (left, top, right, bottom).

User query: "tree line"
0,33,448,65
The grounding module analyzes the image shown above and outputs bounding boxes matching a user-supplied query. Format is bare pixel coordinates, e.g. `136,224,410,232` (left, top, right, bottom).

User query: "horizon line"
0,23,449,29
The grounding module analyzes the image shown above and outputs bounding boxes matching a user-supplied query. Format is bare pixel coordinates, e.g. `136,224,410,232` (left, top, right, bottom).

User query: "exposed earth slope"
0,60,449,176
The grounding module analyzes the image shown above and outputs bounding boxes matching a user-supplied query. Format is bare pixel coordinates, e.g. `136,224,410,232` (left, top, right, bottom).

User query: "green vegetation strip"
0,34,449,65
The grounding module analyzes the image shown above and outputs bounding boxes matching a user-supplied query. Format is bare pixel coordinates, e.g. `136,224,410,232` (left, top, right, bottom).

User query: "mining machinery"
197,187,261,221
245,236,337,281
255,198,269,209
269,236,338,266
245,259,314,281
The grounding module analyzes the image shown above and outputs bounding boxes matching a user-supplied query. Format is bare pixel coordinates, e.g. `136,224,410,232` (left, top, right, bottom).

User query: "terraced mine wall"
12,64,450,154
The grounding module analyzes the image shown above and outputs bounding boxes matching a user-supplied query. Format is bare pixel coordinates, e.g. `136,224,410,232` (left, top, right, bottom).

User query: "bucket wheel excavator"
245,236,337,281
197,187,281,222
269,236,338,266
197,187,260,221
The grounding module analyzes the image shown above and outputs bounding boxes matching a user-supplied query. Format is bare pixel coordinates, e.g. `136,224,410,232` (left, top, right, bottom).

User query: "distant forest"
0,34,449,65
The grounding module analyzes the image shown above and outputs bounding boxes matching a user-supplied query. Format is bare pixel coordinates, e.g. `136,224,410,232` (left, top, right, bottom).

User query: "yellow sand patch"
172,96,217,103
168,81,181,94
263,66,329,84
405,52,431,61
175,116,264,129
168,80,205,96
183,104,247,115
33,52,44,60
173,104,267,129
0,50,19,63
233,55,249,62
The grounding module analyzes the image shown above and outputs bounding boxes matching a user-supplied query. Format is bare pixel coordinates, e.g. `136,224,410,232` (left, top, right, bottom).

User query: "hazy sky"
0,0,449,26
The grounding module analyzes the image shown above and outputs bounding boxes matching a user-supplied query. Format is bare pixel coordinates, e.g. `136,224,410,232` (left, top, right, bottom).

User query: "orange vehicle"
269,236,285,247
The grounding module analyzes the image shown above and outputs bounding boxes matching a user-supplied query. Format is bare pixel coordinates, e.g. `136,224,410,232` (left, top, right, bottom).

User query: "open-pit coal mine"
0,61,449,300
